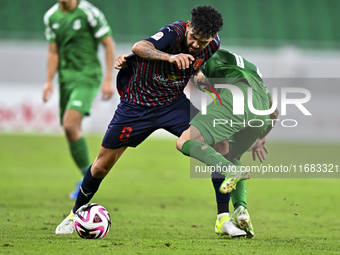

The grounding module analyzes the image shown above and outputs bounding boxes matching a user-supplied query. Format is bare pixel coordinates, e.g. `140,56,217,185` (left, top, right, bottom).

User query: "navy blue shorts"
102,94,199,149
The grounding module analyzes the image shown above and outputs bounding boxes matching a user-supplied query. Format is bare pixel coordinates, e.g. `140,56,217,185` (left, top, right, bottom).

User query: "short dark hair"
190,5,223,38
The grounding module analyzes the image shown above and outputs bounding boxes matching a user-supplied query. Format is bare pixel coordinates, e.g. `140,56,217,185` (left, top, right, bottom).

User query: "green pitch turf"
0,134,339,254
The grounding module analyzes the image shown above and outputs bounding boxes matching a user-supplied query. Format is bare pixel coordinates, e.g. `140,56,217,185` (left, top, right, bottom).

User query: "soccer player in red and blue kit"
55,6,234,236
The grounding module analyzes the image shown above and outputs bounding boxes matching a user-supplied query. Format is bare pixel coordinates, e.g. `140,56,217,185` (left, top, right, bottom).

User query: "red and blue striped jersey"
117,21,221,106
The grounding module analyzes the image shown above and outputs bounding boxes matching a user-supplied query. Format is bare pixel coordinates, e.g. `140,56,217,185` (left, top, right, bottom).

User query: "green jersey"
202,49,270,100
44,0,111,85
192,49,272,155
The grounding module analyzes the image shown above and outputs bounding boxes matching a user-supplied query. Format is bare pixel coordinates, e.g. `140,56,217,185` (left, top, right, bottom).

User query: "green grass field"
1,134,339,254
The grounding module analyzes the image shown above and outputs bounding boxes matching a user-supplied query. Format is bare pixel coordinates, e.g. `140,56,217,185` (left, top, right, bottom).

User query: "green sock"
69,137,90,175
231,159,247,209
181,140,233,171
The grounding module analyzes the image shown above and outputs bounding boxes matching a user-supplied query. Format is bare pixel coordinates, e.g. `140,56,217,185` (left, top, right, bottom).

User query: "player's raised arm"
132,40,195,70
43,42,59,103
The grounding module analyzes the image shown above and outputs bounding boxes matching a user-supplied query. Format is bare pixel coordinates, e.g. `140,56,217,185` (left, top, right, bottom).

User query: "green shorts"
59,81,100,124
190,82,270,158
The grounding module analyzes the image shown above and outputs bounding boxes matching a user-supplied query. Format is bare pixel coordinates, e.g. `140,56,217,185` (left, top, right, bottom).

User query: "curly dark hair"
190,5,223,38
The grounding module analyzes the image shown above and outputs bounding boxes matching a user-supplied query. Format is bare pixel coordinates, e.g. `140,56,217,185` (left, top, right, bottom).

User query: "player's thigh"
189,89,243,146
176,125,206,150
103,122,154,149
102,100,157,149
213,139,229,155
160,96,198,137
66,86,99,116
59,85,72,125
62,108,83,130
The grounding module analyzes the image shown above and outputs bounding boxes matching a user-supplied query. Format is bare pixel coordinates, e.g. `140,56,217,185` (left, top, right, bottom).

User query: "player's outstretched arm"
100,36,115,100
247,98,279,162
43,43,59,103
132,40,195,70
258,98,279,139
247,137,268,163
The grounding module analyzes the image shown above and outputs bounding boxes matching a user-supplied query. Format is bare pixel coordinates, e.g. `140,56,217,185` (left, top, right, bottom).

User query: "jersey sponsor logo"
154,74,169,84
151,32,164,41
168,74,178,81
193,59,204,69
154,74,185,86
73,19,82,30
52,23,59,29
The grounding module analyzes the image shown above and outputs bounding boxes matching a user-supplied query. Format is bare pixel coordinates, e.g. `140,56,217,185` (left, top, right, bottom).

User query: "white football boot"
55,210,75,234
234,206,254,238
215,213,247,238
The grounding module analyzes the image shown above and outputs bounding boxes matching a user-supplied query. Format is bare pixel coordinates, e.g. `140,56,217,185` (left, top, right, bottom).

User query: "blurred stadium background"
0,0,339,142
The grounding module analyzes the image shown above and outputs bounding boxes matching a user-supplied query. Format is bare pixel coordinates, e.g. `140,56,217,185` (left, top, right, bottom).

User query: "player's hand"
42,82,53,103
101,80,114,100
169,54,195,69
247,137,268,163
115,54,129,70
191,70,208,91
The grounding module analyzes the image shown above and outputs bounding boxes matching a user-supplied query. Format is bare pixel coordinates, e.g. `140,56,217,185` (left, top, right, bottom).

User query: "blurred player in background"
177,49,279,238
55,5,224,235
42,0,115,199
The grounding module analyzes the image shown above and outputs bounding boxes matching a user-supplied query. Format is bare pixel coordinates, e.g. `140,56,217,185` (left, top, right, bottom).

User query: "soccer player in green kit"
177,49,279,238
42,0,115,199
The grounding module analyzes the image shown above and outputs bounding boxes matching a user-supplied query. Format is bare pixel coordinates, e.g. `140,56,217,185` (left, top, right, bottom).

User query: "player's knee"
214,139,229,155
91,162,111,179
176,138,184,151
63,123,74,134
63,122,81,141
177,128,191,151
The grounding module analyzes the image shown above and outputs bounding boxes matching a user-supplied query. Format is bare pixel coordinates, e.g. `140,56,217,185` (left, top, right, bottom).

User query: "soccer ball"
74,203,111,239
